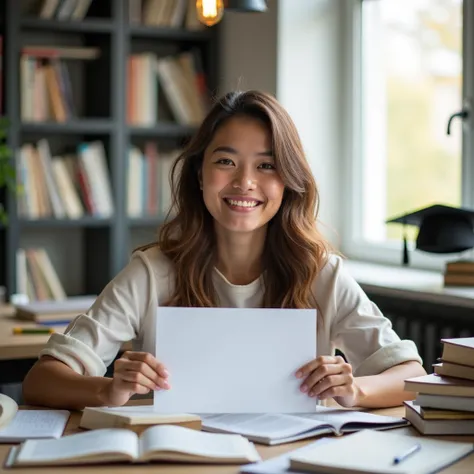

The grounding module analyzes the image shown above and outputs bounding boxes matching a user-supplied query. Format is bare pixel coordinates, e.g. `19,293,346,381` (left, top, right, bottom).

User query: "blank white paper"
154,307,316,413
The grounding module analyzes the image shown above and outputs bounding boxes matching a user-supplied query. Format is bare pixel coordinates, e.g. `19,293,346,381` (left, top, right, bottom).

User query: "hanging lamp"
196,0,267,27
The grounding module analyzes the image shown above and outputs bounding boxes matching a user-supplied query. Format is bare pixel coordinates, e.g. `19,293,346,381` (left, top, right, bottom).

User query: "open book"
200,406,408,445
289,429,473,474
6,425,261,467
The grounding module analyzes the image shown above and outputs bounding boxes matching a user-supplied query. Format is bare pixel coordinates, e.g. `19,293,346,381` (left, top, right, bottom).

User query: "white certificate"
154,307,316,413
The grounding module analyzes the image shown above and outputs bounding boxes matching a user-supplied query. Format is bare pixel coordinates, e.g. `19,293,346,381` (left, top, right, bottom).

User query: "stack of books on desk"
403,337,474,435
444,259,474,286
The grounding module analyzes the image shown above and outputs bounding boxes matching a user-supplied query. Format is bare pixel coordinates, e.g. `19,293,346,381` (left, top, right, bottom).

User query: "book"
288,429,473,474
405,401,474,435
419,406,474,420
441,337,474,367
434,361,474,381
0,408,70,443
80,406,202,434
413,393,474,412
404,373,474,397
200,406,408,446
6,425,261,466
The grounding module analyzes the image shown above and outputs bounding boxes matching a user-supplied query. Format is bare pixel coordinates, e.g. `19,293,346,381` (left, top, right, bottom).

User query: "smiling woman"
22,91,426,412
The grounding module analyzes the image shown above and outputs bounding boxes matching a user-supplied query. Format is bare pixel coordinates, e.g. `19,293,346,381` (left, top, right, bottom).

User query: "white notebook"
0,410,70,443
289,429,474,474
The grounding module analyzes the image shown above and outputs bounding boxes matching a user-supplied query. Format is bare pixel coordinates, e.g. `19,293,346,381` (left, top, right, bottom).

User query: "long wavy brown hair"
139,90,331,308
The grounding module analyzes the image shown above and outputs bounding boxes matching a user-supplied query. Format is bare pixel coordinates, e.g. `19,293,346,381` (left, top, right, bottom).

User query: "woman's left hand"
295,355,361,408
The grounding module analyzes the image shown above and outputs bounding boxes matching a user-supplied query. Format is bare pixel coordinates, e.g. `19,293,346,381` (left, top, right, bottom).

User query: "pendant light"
196,0,267,27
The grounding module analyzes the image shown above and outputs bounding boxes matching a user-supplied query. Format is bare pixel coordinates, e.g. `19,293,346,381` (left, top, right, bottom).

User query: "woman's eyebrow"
212,146,273,157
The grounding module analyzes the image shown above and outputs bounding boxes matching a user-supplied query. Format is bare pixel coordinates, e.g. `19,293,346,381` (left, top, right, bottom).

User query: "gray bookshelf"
0,0,219,300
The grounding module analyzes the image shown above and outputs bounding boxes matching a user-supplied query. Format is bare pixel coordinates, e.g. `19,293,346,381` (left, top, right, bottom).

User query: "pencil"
12,327,55,335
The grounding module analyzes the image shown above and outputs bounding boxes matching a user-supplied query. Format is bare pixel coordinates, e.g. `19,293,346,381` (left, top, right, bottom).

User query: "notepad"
0,410,70,443
288,429,474,474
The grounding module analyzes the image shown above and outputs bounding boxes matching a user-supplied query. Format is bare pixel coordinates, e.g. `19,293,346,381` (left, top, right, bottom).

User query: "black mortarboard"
386,204,474,265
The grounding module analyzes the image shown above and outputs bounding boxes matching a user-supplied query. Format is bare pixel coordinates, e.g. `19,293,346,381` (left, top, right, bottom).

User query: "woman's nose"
232,172,256,191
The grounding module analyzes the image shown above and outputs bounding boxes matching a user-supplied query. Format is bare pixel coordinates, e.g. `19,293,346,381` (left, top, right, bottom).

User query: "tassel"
402,231,409,266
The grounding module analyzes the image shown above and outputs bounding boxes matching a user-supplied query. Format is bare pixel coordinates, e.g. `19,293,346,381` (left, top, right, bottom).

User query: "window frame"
340,0,474,271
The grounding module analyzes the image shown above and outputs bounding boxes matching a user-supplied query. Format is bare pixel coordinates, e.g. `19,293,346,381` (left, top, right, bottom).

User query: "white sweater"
40,247,422,377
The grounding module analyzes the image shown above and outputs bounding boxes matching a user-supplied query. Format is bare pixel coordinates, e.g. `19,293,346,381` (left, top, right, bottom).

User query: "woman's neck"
215,226,267,285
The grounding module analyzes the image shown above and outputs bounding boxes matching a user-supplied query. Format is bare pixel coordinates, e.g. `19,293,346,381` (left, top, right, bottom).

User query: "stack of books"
443,259,474,286
403,337,474,434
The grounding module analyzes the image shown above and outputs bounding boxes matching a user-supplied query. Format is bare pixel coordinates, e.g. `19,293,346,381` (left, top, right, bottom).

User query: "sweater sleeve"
326,256,423,376
38,252,155,376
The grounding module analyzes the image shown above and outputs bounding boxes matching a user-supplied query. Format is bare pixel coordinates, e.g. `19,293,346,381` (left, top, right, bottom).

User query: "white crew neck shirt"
40,247,422,377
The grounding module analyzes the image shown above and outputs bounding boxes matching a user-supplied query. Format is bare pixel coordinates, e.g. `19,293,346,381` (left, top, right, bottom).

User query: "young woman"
23,91,425,410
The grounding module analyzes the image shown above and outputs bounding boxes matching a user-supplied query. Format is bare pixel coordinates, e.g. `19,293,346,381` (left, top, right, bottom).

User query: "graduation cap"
386,204,474,265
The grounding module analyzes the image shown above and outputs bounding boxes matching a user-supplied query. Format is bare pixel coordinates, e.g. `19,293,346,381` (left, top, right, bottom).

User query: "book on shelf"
199,407,408,446
404,400,474,435
27,0,93,21
79,406,201,434
15,295,95,323
434,361,474,381
404,373,474,397
288,428,474,474
413,393,474,412
6,425,261,467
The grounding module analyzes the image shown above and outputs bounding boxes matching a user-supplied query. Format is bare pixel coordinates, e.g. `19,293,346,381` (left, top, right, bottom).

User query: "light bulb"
196,0,224,27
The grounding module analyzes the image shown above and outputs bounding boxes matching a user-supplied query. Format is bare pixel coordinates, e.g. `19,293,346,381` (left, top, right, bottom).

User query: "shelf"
21,18,113,34
21,120,113,135
18,217,112,228
127,216,166,227
129,25,212,41
128,123,198,137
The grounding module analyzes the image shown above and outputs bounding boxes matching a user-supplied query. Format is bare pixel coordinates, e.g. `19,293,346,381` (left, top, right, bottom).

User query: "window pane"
361,0,463,243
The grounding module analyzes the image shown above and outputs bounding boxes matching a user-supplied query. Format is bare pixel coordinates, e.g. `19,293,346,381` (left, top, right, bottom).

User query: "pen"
12,327,55,335
37,320,71,326
393,443,422,464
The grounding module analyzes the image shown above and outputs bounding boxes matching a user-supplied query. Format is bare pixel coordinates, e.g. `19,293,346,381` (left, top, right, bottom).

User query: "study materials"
200,405,408,445
0,394,18,429
12,327,55,335
154,306,316,413
288,429,474,474
441,337,474,366
419,407,474,420
80,405,202,434
6,425,261,466
0,409,70,443
240,437,333,474
15,295,96,323
392,443,421,464
413,393,474,412
404,373,474,397
404,401,474,435
434,361,474,381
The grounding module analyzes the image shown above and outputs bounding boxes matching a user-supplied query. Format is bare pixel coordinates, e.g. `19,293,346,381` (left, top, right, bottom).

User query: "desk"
0,405,472,473
0,316,132,385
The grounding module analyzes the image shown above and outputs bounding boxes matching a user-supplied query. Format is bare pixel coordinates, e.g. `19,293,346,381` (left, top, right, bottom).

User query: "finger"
318,384,356,400
118,369,161,392
114,378,152,396
116,359,170,389
295,356,343,379
308,374,351,397
300,363,345,393
121,352,169,379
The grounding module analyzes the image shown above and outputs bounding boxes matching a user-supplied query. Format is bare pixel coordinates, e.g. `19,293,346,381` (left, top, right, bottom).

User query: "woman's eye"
259,162,276,170
216,158,234,166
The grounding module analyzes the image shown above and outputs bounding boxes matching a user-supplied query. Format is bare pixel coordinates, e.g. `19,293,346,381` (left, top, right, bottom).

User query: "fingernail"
296,371,303,378
300,384,308,393
163,381,170,389
155,385,161,391
163,369,170,377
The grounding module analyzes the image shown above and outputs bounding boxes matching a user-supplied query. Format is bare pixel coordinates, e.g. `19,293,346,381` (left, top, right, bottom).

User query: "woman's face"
201,115,285,235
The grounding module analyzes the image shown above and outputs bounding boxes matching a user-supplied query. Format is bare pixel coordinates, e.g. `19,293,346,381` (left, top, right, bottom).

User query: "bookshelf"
0,0,219,300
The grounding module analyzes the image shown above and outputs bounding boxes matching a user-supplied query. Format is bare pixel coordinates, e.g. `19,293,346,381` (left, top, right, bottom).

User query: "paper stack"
404,337,474,435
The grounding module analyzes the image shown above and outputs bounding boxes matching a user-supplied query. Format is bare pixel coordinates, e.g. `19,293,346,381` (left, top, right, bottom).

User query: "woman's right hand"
101,351,170,406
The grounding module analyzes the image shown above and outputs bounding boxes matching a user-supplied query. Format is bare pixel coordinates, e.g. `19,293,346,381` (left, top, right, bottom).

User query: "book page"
0,410,70,442
200,414,329,440
17,429,138,463
139,425,259,461
295,408,407,433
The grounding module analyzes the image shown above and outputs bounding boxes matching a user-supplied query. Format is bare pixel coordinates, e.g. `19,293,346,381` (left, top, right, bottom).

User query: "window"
342,0,474,269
